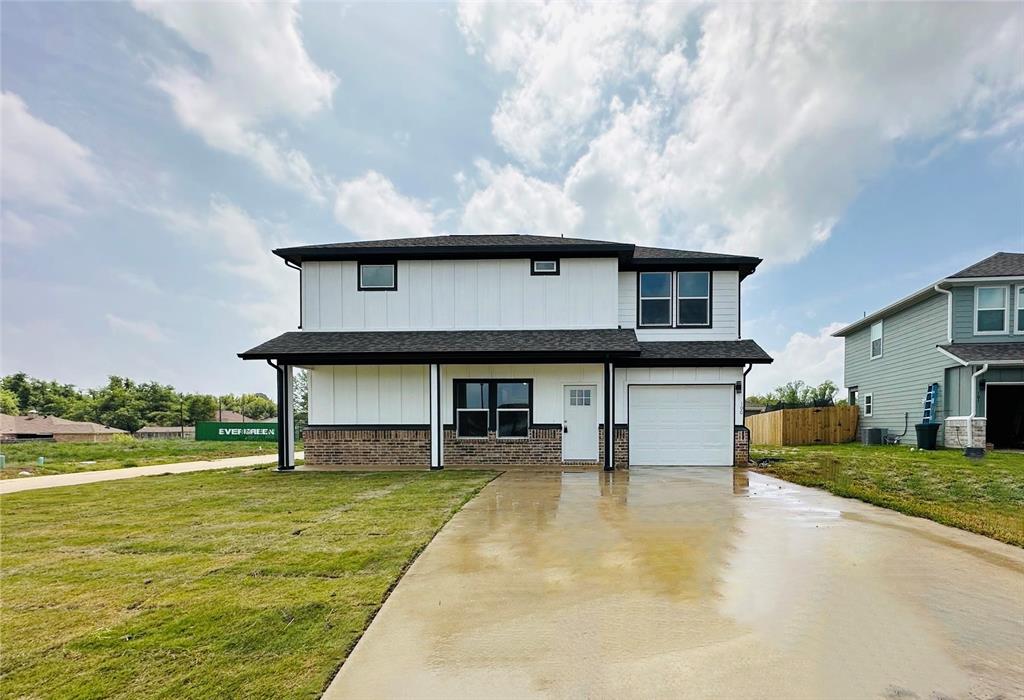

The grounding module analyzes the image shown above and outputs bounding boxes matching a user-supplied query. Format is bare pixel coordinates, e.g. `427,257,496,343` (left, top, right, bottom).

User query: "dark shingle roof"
280,234,631,252
948,252,1024,278
631,246,761,264
632,340,773,364
240,329,641,361
938,343,1024,364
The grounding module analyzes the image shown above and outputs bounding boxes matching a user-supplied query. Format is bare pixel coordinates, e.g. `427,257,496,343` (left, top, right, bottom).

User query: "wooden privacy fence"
744,405,859,446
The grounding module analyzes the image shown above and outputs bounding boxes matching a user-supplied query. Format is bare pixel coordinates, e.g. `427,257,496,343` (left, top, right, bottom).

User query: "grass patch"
0,468,496,698
0,439,296,479
751,444,1024,546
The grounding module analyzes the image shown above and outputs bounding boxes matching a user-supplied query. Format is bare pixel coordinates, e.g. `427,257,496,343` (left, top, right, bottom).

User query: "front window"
455,381,489,438
1016,287,1023,334
677,271,710,326
975,286,1008,333
638,272,672,327
358,263,396,290
870,321,883,359
496,381,530,438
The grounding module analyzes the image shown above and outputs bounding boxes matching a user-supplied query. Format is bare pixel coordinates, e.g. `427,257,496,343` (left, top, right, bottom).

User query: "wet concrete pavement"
324,468,1024,699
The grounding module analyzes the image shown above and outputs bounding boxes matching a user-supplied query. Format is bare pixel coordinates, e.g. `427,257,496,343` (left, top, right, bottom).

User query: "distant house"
833,252,1023,451
136,410,274,440
0,413,127,443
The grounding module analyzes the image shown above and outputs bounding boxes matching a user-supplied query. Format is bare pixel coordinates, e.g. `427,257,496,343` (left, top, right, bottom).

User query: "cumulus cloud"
459,3,1024,263
135,1,337,202
105,314,168,343
1,92,104,246
460,160,583,235
334,171,435,239
746,322,847,396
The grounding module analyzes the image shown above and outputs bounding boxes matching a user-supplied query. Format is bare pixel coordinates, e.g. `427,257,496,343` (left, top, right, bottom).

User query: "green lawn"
0,468,496,698
0,439,292,479
752,444,1024,546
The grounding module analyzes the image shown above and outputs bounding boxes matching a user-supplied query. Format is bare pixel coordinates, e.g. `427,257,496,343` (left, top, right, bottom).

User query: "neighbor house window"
638,272,672,327
863,393,873,417
975,286,1008,334
531,259,559,275
358,262,397,291
1016,287,1023,334
676,271,710,326
848,387,859,405
870,321,883,359
454,379,532,439
496,381,530,438
455,381,489,438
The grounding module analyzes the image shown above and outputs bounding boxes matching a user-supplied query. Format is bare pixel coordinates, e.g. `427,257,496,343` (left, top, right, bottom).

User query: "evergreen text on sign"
195,422,277,441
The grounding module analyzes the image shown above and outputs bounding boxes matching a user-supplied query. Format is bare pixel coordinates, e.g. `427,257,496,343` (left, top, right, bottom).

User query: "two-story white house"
239,234,772,470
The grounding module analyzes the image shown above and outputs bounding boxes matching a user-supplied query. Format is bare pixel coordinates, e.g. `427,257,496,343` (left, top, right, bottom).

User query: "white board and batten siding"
614,366,744,425
302,258,619,331
308,365,429,424
617,270,740,340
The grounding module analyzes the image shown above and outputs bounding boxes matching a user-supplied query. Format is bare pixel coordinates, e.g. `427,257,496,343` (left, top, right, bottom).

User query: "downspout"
933,283,952,343
966,363,988,452
742,364,752,419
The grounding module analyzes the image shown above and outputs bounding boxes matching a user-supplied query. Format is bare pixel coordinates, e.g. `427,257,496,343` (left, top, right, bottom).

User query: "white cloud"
105,314,168,343
135,1,337,202
334,171,435,239
1,92,103,235
746,322,846,396
460,160,582,236
459,3,1024,263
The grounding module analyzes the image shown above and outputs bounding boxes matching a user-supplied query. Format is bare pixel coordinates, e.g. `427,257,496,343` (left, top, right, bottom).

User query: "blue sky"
2,2,1022,396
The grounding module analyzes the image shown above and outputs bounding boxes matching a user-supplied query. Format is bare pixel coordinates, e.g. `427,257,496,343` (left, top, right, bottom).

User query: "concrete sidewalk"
0,451,304,495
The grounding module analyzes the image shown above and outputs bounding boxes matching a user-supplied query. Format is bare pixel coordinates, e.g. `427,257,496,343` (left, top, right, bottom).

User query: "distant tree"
184,395,217,425
763,379,839,407
292,370,308,432
238,393,276,420
0,388,19,415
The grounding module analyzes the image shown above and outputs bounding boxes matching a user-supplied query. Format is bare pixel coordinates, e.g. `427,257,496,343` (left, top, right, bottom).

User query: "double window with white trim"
638,271,711,328
975,286,1009,334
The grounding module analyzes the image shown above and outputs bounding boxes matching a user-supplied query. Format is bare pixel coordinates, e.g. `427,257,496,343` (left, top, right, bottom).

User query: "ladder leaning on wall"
921,383,940,424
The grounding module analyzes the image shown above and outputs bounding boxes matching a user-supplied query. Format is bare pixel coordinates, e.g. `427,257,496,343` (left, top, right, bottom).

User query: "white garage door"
628,385,734,466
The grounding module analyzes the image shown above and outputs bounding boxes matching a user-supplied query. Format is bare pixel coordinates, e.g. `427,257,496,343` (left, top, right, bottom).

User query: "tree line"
747,379,848,408
0,373,277,434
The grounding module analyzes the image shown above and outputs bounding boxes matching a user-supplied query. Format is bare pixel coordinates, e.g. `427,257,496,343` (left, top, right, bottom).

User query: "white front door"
563,385,598,460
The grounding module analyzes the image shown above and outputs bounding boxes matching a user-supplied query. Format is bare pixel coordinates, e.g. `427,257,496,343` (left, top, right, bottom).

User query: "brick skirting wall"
303,426,430,466
734,426,750,466
943,417,986,450
613,424,629,469
442,425,607,467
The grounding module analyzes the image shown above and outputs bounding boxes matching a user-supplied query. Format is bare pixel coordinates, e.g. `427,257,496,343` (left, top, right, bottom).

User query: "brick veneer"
442,425,607,467
733,425,750,466
613,424,629,469
303,426,430,466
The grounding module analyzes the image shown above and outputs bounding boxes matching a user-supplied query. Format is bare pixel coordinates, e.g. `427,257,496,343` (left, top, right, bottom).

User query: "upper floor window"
677,271,710,326
975,286,1008,334
638,272,672,327
870,321,883,359
1016,287,1023,334
531,259,560,275
358,262,397,291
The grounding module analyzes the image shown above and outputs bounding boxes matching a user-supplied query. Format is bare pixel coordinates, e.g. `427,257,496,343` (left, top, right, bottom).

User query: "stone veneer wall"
734,426,750,466
303,426,430,466
942,417,986,449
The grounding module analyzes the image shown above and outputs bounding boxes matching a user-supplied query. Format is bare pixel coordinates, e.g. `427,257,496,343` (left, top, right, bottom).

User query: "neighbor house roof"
272,234,761,275
948,252,1024,279
0,414,127,437
240,329,642,363
239,330,772,366
937,343,1024,365
833,250,1023,337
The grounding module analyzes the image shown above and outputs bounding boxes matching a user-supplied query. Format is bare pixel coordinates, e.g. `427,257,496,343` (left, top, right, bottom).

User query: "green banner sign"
195,422,277,442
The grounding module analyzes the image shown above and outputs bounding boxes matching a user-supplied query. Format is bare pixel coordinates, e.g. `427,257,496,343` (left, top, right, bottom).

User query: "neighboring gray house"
833,252,1023,450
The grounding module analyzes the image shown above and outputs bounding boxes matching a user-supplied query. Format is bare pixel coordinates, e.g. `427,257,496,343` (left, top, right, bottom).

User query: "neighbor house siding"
302,257,619,331
617,270,740,341
946,365,1024,417
950,282,1024,342
308,365,429,425
844,292,951,441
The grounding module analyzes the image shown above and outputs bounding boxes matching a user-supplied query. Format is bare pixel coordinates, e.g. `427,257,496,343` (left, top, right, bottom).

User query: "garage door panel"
629,385,733,466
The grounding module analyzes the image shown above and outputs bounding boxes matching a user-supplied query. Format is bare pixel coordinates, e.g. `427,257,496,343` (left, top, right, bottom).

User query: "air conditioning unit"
863,427,887,445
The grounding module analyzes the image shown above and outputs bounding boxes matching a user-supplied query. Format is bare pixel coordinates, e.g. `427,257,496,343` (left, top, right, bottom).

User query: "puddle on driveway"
326,468,1024,699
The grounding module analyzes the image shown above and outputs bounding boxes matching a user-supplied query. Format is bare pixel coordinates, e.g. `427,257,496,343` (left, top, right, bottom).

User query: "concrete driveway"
325,468,1024,700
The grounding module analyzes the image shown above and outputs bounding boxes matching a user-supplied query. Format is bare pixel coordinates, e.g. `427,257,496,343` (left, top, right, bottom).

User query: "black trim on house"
357,260,398,291
452,378,534,438
284,259,302,329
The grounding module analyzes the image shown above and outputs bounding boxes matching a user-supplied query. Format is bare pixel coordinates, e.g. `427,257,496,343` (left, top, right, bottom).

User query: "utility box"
863,427,887,445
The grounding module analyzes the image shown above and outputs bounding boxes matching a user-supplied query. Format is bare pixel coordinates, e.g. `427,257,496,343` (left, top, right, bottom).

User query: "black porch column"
270,360,294,471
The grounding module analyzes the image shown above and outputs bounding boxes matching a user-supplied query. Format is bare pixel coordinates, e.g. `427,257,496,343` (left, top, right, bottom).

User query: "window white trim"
1015,286,1024,335
974,285,1009,335
863,392,873,417
531,260,559,275
870,320,883,360
358,262,397,291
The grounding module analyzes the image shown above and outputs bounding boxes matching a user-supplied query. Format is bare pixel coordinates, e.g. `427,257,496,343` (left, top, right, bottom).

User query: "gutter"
933,283,952,343
966,363,989,452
